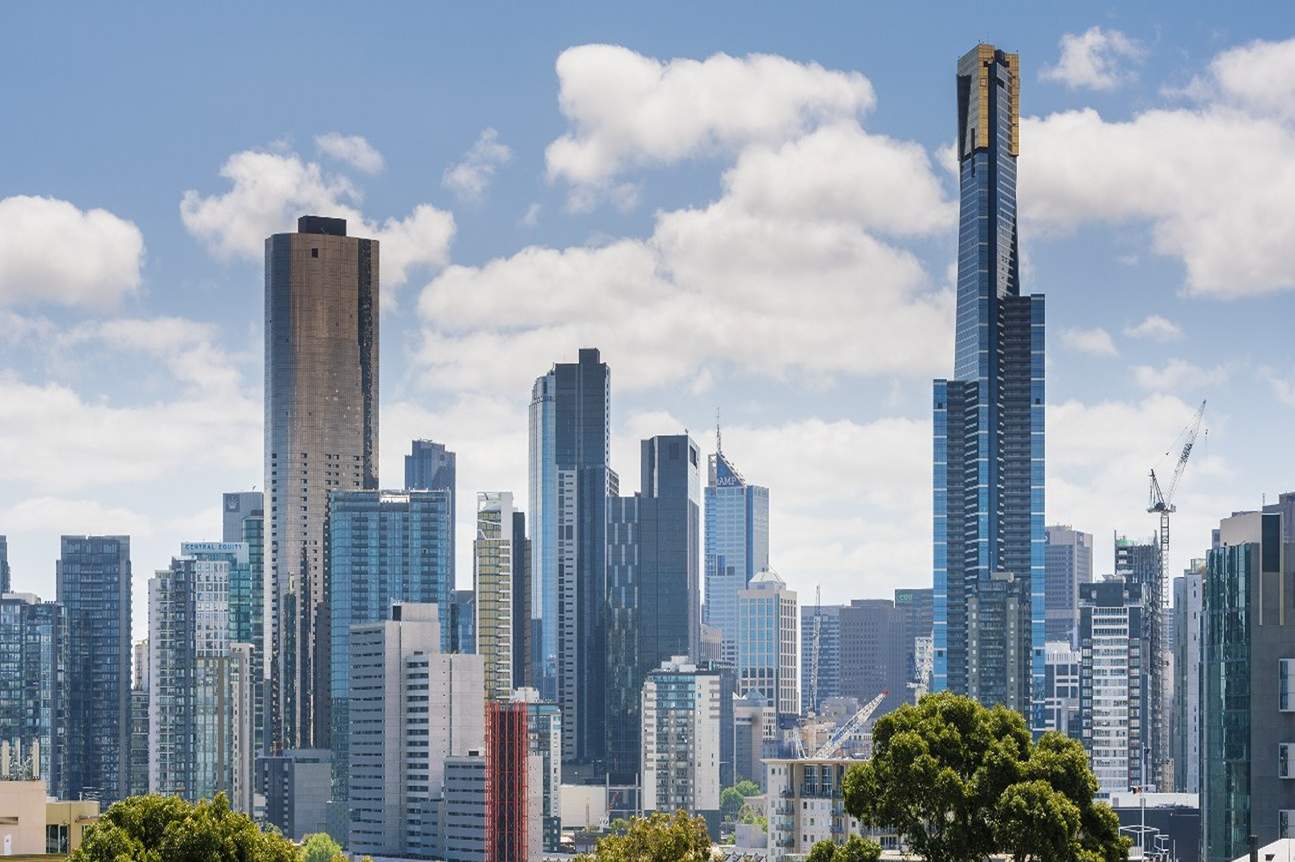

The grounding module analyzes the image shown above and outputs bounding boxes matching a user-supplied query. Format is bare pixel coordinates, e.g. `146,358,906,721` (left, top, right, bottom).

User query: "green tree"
722,786,745,821
807,839,839,862
843,692,1128,862
577,811,711,862
72,793,300,862
302,831,345,862
805,836,882,862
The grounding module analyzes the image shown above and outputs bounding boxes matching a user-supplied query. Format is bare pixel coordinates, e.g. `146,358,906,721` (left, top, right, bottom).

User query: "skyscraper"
737,569,798,719
894,588,934,687
405,440,457,585
1044,526,1093,645
511,511,531,691
1114,533,1164,783
839,599,907,719
933,45,1045,730
704,441,769,666
476,491,518,701
57,535,131,804
640,657,723,833
129,640,148,797
0,534,10,593
1172,561,1204,794
800,604,842,714
1078,579,1148,796
0,592,67,793
265,215,379,752
528,348,617,775
605,434,702,784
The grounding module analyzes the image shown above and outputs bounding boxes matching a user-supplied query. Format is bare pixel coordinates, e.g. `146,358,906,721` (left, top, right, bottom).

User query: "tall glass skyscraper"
932,45,1045,729
265,215,378,753
704,443,769,666
0,592,67,794
0,534,10,593
528,348,617,776
57,535,132,804
405,440,457,583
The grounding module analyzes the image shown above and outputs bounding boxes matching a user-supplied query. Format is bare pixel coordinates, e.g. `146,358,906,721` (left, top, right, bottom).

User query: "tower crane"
813,690,888,759
1146,399,1206,790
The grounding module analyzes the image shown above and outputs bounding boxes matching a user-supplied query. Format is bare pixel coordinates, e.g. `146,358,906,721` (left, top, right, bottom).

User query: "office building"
223,492,266,757
222,491,263,545
528,348,617,774
737,570,798,719
443,754,488,862
704,439,769,666
512,689,562,852
932,46,1045,731
734,692,777,789
605,434,702,784
1041,641,1080,737
128,641,148,797
451,589,476,653
1079,579,1148,796
0,593,67,794
894,588,934,687
840,599,907,719
347,603,485,859
477,492,518,701
265,215,379,752
0,535,9,594
57,535,131,804
511,511,531,690
640,658,723,834
1044,526,1093,645
801,604,842,714
1202,508,1295,862
405,440,457,584
700,623,723,664
1173,561,1204,794
328,487,454,783
260,748,332,841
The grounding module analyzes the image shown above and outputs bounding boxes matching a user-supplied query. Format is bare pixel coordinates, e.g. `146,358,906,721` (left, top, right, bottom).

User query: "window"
1281,660,1295,712
1282,744,1295,779
311,248,319,258
1282,810,1295,839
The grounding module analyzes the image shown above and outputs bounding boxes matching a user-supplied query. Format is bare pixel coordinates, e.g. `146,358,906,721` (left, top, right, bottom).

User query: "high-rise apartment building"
405,440,457,586
512,689,562,852
223,492,266,756
128,640,148,797
477,492,518,701
737,570,798,719
57,535,131,804
1079,579,1148,797
704,442,769,666
1041,641,1080,738
528,348,617,774
511,511,531,690
265,215,379,752
0,592,67,793
800,604,842,714
1202,509,1295,862
605,434,702,785
1173,561,1204,794
0,535,10,593
1044,526,1093,645
347,603,485,858
840,599,907,719
1114,534,1165,786
640,657,723,834
932,46,1045,731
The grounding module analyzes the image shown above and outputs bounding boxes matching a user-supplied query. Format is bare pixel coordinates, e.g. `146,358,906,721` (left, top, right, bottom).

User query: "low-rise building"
765,758,868,862
0,779,98,856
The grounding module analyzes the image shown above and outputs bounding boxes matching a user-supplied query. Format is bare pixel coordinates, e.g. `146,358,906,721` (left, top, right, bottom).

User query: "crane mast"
1146,400,1206,791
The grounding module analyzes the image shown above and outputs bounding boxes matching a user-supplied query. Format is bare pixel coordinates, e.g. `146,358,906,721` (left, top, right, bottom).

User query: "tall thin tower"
932,45,1046,729
265,215,378,752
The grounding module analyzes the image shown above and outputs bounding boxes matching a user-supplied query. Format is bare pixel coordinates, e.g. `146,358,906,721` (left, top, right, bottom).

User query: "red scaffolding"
485,700,529,862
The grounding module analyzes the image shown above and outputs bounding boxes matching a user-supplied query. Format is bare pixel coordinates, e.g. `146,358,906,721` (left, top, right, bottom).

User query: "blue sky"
3,2,1294,641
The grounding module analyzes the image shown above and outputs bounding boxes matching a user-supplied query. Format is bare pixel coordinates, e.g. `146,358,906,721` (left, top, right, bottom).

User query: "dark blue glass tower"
932,45,1045,728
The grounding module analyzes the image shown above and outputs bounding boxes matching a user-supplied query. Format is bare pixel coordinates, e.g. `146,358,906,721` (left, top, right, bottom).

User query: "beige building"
475,491,515,701
765,759,873,862
0,779,99,856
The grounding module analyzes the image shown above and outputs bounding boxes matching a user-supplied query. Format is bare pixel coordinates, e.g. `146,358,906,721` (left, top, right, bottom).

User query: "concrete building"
704,441,770,667
894,588,934,688
477,492,518,701
347,602,485,859
1041,641,1080,738
260,748,332,841
512,688,562,852
1173,561,1204,794
839,599,906,719
57,535,131,805
1044,526,1093,646
1079,579,1148,796
1202,508,1295,862
444,754,488,862
1114,533,1167,788
734,693,778,789
737,570,798,719
265,215,379,753
605,434,702,785
640,658,723,834
0,592,67,796
0,779,98,857
765,759,870,862
700,623,724,665
801,605,842,715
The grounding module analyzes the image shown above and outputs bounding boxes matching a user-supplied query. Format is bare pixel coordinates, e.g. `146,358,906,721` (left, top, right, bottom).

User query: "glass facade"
57,535,131,804
704,450,769,666
932,45,1045,729
737,570,798,718
0,594,67,793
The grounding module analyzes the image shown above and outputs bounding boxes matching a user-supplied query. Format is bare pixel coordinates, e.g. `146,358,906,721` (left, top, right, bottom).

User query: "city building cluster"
0,42,1291,862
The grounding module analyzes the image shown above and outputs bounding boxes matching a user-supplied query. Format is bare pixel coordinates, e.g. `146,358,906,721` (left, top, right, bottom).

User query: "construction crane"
1145,399,1206,790
809,586,822,716
812,690,888,759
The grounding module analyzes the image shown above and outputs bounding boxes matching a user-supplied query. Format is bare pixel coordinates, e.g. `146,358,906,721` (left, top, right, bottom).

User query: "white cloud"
1132,359,1229,392
180,148,455,292
315,132,385,174
1061,326,1118,356
442,128,512,202
1182,37,1295,122
1041,27,1147,91
520,202,542,227
1125,314,1183,342
1261,366,1295,408
545,44,875,205
0,196,144,308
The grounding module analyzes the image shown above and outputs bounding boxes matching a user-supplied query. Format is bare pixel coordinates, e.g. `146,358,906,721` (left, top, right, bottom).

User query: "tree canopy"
842,692,1128,862
807,835,883,862
301,831,346,862
577,811,711,862
70,793,300,862
722,780,763,821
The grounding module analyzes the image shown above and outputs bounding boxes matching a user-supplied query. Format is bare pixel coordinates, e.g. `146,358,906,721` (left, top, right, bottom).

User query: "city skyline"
4,6,1295,649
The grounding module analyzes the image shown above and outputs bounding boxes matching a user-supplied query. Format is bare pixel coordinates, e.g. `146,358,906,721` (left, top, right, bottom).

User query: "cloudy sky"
3,3,1294,641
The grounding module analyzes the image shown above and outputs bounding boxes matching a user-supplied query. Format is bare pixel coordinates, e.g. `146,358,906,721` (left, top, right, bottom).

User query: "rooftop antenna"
715,408,722,455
